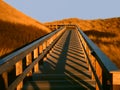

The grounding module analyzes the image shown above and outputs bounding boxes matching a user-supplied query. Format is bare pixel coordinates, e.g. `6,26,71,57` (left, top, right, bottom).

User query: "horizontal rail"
0,27,64,73
78,28,118,71
76,26,120,90
0,26,66,90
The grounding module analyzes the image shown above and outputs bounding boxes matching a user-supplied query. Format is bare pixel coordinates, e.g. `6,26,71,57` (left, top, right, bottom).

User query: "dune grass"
0,20,51,58
0,1,51,58
1,1,120,68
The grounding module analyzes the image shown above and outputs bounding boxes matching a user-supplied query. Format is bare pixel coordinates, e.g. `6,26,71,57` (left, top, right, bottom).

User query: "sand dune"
0,1,51,58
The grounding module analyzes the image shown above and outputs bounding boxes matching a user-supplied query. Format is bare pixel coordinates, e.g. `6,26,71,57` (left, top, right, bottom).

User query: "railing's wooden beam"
16,60,23,90
0,27,64,74
33,48,39,73
26,53,33,76
2,72,8,89
7,27,65,90
77,28,118,72
76,25,120,90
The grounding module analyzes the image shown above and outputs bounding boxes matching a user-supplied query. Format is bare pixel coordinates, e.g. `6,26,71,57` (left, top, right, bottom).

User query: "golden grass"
1,1,120,69
46,18,120,68
0,1,51,58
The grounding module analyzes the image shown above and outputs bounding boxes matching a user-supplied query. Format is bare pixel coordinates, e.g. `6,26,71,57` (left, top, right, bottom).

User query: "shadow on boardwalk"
25,30,95,90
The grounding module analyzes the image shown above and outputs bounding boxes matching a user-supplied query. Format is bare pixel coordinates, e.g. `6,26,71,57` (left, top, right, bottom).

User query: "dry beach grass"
0,1,51,58
0,1,120,68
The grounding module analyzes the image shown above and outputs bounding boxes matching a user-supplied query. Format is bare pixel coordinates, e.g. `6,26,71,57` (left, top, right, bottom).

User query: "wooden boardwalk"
0,25,119,90
23,29,95,90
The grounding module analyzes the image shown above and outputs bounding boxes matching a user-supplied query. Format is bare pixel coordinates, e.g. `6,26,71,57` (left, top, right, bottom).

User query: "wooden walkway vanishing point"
23,29,95,90
0,25,120,90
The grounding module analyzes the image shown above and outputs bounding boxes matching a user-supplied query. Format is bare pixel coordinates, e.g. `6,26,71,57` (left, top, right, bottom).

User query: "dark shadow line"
68,48,83,54
67,53,86,63
68,46,82,50
66,58,88,69
39,61,55,74
64,74,88,90
46,57,57,68
66,63,91,79
53,47,62,52
54,45,64,50
65,70,95,90
49,53,59,61
67,50,85,58
65,73,92,90
51,49,61,56
54,30,72,74
46,60,56,70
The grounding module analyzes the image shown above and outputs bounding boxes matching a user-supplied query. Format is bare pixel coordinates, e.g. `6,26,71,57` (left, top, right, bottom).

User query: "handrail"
76,26,120,90
0,26,66,90
78,28,118,71
0,27,63,65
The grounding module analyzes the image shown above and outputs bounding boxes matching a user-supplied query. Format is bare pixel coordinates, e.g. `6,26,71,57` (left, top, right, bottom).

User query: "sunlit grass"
1,0,120,69
0,1,51,58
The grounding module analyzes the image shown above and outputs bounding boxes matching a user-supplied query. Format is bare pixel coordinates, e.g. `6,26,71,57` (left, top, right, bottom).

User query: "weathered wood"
110,71,120,90
34,48,39,73
2,72,8,89
26,53,33,76
2,25,119,90
0,27,66,90
16,60,23,90
77,28,118,71
7,28,65,90
0,27,64,74
76,26,120,90
43,42,47,50
39,45,43,54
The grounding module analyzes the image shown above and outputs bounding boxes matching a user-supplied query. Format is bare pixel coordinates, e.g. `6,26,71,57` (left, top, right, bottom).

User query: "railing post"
39,45,43,54
111,71,120,90
0,72,8,90
16,60,23,90
56,25,58,30
43,42,47,51
26,53,33,76
46,40,49,47
34,48,39,73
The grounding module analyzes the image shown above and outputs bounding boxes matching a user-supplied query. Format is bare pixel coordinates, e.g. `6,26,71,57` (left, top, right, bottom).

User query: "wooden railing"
0,27,66,90
76,26,120,90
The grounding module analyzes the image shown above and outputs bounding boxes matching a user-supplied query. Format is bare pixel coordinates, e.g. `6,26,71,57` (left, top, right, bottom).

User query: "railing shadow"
27,30,95,90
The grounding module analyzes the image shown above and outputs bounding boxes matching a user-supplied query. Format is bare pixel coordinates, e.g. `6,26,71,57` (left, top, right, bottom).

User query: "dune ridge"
0,1,51,58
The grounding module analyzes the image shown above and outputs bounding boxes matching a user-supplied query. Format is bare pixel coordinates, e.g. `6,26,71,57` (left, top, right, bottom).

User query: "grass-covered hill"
0,1,120,69
0,1,51,58
45,18,120,68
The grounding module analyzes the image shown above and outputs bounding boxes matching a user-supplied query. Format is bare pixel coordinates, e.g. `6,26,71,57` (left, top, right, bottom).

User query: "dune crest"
0,1,51,57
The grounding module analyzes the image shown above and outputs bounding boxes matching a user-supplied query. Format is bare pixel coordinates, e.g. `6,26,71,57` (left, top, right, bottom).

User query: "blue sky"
4,0,120,22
